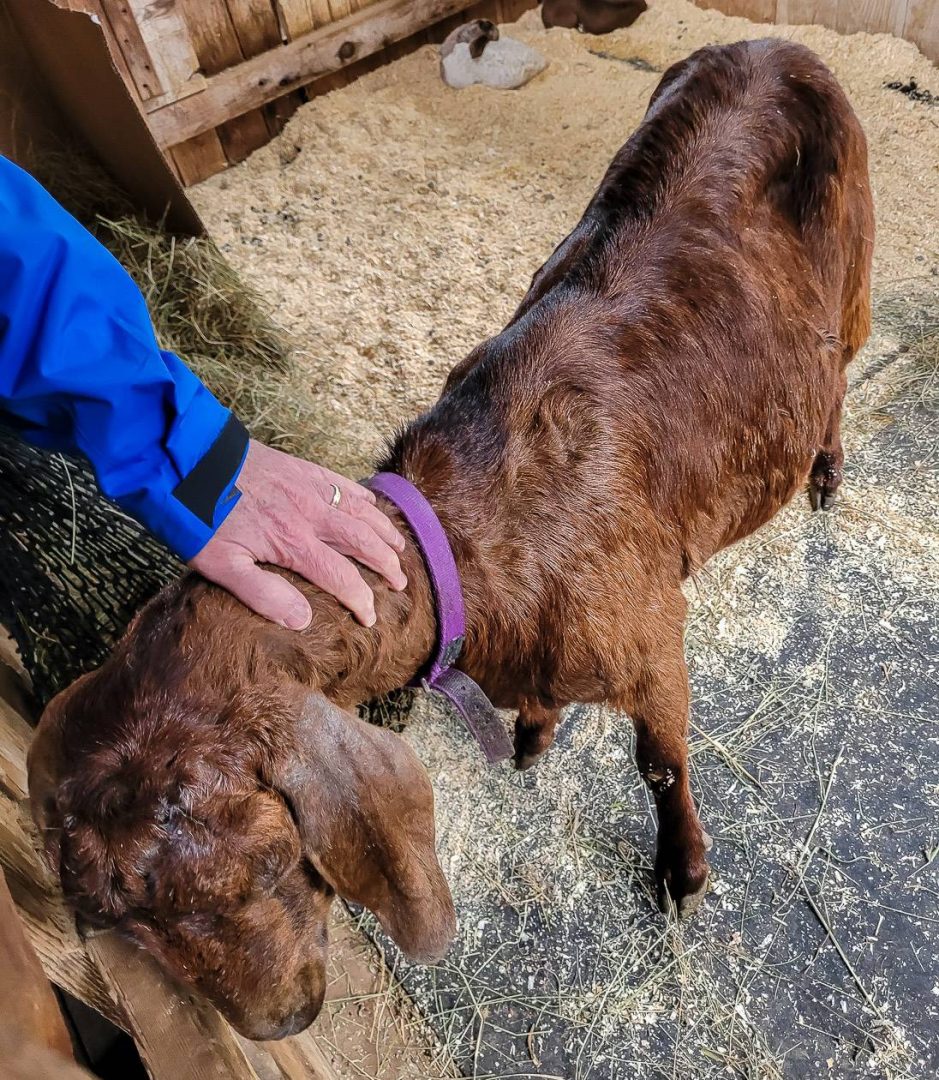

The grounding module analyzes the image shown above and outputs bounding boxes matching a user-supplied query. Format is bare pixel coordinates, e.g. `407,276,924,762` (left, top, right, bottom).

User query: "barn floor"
192,2,939,1076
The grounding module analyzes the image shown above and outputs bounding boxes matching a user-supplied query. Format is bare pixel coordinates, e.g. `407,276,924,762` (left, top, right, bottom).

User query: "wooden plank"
833,0,909,37
180,0,242,72
0,1038,94,1080
177,0,274,172
263,91,306,139
327,0,378,24
0,796,127,1030
500,0,539,21
125,0,205,106
227,0,284,54
326,0,355,22
775,0,913,38
219,110,275,162
170,130,231,185
774,0,831,23
0,892,93,1080
0,869,75,1062
223,1,306,155
0,696,31,800
256,1035,339,1080
147,0,480,148
904,0,939,63
99,0,165,99
0,630,27,682
87,933,261,1080
0,663,30,729
277,0,334,36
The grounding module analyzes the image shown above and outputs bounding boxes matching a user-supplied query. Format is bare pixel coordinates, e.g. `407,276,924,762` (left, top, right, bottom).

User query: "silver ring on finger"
329,483,342,509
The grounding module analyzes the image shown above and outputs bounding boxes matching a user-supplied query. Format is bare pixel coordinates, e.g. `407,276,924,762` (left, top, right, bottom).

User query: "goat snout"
233,964,326,1041
251,1001,322,1042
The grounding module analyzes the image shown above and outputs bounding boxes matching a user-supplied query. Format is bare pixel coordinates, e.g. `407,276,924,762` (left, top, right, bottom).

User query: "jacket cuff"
115,407,250,562
172,413,249,531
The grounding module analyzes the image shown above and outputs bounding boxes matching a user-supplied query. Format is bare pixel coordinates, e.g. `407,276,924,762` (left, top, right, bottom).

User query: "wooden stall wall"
91,0,937,187
82,0,939,185
696,1,938,60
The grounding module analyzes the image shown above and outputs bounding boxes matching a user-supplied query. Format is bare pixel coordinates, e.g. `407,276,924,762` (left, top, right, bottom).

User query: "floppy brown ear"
270,692,456,963
27,675,91,872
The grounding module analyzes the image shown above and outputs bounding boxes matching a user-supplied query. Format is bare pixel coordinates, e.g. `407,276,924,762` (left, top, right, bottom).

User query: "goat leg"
626,643,710,918
513,700,561,771
809,371,847,511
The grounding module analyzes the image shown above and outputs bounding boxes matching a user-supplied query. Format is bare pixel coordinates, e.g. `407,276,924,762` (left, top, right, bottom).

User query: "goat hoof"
655,849,710,919
657,871,709,919
514,748,546,771
808,484,838,511
512,709,558,771
661,873,709,919
808,451,842,511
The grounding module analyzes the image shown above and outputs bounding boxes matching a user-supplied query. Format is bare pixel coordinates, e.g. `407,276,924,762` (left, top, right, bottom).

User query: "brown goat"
541,0,647,35
29,39,873,1040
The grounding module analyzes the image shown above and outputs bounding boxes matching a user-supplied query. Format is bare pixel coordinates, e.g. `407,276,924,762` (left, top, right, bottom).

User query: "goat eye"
301,860,334,896
301,859,324,890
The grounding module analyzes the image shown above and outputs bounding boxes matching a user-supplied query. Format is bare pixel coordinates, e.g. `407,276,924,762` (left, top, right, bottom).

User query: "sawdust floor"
193,2,939,1076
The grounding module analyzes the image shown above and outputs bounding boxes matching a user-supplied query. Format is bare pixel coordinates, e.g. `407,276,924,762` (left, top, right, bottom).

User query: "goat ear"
270,693,455,962
27,674,92,872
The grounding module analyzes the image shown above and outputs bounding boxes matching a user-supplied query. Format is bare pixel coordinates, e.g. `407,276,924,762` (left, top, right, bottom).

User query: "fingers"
317,469,406,553
319,512,408,591
282,537,378,627
324,472,377,506
347,497,408,554
200,552,313,631
193,537,376,628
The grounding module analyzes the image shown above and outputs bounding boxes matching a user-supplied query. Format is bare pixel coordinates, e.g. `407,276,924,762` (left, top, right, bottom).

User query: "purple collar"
366,472,513,765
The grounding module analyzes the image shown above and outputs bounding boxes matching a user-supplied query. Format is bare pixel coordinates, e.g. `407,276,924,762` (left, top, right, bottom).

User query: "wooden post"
0,869,76,1065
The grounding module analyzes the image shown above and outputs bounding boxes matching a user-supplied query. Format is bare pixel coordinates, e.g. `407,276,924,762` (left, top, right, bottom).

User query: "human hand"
190,440,406,629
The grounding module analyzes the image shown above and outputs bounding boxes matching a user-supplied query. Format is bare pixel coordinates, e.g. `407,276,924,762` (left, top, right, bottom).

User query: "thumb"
206,559,313,630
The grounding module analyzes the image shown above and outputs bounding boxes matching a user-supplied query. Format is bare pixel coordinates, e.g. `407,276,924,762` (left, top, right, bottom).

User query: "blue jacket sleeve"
0,156,248,560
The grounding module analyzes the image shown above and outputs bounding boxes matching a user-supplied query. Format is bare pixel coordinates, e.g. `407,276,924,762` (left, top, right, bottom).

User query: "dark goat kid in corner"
29,39,873,1040
541,0,647,35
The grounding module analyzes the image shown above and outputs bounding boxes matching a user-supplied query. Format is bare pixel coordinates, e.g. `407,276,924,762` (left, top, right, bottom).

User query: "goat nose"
267,1003,319,1041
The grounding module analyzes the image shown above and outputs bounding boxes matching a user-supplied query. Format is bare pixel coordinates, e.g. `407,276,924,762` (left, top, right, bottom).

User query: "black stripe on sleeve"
172,414,248,527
